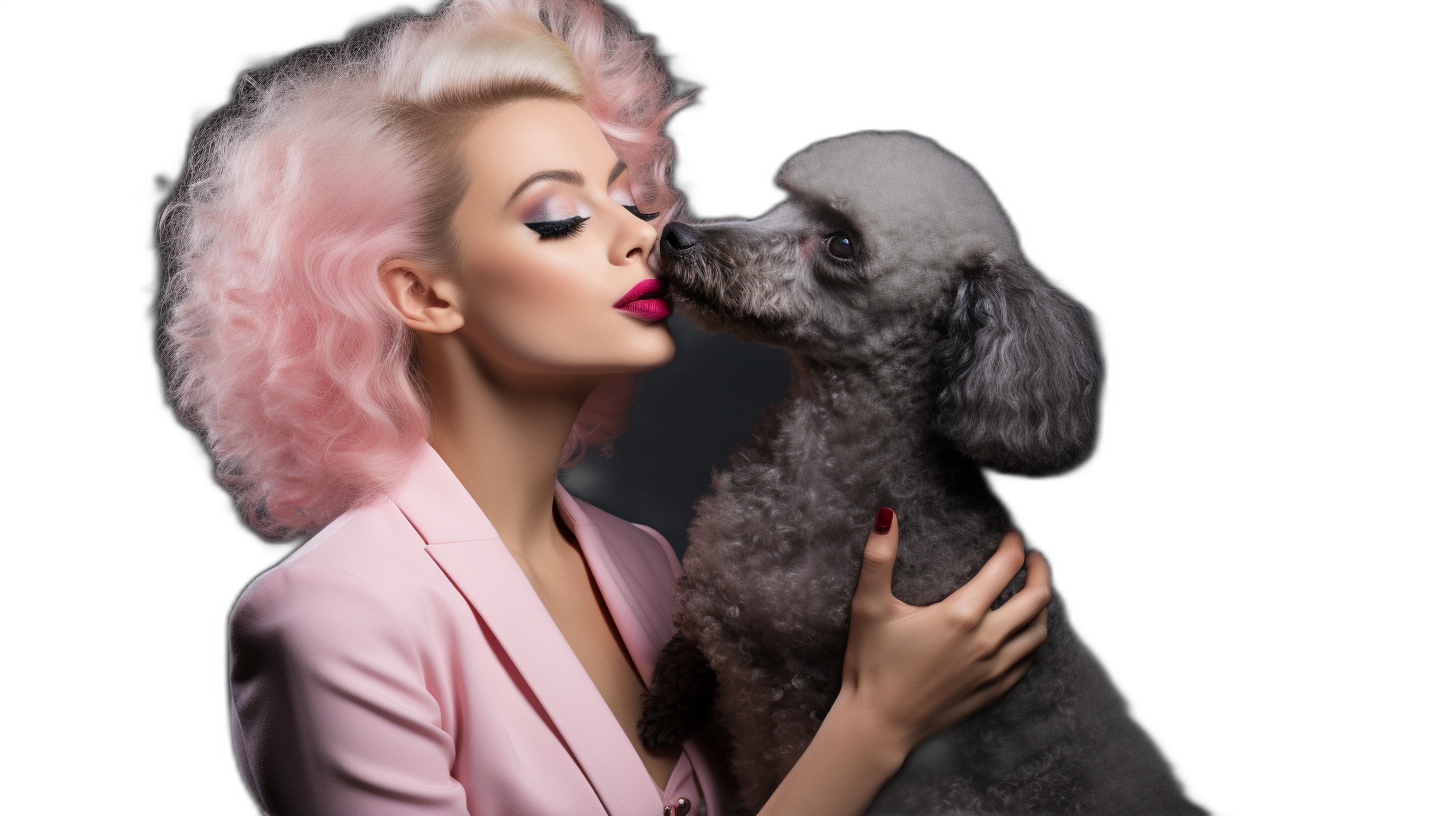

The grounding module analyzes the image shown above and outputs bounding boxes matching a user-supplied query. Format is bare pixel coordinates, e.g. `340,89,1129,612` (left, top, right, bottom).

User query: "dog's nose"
662,223,698,253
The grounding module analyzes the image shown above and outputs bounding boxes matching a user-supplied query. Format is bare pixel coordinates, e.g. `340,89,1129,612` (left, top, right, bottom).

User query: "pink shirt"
228,442,731,816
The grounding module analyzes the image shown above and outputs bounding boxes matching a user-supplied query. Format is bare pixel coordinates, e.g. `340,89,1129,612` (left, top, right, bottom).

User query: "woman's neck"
417,331,599,566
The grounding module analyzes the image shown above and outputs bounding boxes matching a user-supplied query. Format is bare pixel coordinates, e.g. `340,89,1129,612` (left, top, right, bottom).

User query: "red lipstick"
614,278,671,321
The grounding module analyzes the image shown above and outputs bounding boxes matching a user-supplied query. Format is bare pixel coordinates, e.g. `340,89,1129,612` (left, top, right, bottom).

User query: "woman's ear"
379,261,466,334
934,255,1104,475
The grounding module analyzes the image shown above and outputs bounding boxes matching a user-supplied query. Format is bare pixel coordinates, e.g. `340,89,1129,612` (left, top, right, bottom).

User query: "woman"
157,1,1052,814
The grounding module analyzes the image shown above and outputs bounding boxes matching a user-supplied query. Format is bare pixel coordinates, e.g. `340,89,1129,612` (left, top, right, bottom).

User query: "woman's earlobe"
380,262,465,334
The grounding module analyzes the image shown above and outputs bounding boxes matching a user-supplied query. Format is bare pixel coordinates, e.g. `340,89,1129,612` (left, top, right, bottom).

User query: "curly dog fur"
641,131,1204,815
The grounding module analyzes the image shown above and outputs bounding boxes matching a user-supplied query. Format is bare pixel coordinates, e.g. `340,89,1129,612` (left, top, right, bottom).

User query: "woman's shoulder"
229,494,455,656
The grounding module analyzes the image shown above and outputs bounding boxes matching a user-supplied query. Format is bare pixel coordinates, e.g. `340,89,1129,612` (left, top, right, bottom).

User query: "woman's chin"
574,328,675,377
626,327,676,372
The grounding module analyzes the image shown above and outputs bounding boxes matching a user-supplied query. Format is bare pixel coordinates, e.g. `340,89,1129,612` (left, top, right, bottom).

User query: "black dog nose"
662,223,698,252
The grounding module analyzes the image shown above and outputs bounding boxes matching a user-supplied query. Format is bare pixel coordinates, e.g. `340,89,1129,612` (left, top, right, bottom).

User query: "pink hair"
159,0,692,540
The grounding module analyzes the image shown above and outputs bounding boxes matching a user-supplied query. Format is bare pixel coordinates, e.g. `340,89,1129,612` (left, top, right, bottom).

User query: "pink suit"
228,442,731,815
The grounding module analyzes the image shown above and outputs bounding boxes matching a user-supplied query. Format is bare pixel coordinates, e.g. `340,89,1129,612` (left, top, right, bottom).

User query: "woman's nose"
616,207,659,263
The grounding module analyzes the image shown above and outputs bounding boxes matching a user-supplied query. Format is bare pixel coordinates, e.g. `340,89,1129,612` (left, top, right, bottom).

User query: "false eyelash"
525,216,588,239
625,205,659,221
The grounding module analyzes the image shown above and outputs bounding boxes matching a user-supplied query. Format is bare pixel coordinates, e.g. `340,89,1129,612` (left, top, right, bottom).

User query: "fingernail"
874,507,894,534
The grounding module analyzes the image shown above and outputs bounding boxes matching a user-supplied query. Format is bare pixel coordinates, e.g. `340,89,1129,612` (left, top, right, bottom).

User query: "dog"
639,131,1205,815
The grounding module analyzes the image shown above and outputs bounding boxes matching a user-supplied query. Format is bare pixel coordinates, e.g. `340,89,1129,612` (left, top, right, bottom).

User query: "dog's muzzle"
658,222,708,303
661,222,699,254
656,221,756,333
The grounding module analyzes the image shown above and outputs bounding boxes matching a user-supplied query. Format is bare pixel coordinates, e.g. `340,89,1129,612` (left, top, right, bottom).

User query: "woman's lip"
614,278,663,308
617,297,672,321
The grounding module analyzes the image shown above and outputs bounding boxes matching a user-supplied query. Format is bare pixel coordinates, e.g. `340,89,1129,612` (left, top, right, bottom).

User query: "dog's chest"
686,451,1012,623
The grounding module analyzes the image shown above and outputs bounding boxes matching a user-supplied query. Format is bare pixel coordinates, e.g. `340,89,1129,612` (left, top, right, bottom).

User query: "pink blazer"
228,442,731,816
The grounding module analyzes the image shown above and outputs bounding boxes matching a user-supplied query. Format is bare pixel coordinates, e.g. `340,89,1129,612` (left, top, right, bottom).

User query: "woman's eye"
525,216,589,239
826,232,856,261
625,204,659,222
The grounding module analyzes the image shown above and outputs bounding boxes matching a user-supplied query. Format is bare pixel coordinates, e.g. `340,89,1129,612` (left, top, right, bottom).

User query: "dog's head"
662,131,1102,475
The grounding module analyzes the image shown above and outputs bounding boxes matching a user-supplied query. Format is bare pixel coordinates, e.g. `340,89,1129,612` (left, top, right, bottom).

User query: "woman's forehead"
458,99,620,202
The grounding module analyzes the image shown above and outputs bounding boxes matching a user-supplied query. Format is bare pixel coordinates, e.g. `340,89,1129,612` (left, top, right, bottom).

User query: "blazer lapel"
558,487,734,816
389,444,662,816
555,484,677,686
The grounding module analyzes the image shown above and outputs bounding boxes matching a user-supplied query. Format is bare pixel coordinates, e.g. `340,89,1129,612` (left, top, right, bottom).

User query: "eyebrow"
506,161,629,204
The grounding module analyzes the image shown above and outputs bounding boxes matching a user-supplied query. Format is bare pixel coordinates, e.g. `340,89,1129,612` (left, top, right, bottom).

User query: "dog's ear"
934,255,1103,475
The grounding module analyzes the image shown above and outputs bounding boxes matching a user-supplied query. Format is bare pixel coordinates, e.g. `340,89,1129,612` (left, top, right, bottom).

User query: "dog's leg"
639,631,718,749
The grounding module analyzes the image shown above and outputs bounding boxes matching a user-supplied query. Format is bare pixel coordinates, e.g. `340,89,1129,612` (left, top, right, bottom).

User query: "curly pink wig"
158,0,692,540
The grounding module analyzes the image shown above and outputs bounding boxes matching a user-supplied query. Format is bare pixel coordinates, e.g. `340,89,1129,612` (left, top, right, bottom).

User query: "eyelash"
525,216,588,239
523,203,657,240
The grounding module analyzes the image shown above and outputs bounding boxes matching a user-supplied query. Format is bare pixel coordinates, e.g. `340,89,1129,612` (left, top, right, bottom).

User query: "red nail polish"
874,507,894,534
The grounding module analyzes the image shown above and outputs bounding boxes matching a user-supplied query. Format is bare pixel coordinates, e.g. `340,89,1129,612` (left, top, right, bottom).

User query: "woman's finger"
941,528,1027,623
852,507,900,616
1022,550,1051,594
988,606,1050,676
945,655,1035,726
985,655,1035,705
980,550,1052,642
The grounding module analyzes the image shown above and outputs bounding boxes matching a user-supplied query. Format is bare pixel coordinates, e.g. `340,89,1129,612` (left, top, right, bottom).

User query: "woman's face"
444,98,673,383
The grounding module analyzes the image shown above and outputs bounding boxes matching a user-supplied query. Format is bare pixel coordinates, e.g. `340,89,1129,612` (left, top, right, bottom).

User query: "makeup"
524,215,588,238
613,278,671,321
519,186,592,239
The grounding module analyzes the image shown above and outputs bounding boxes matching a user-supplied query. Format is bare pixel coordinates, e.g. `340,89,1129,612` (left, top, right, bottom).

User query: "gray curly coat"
640,132,1204,816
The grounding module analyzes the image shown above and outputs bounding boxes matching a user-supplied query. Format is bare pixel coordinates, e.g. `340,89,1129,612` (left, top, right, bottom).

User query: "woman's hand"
837,508,1051,754
753,511,1051,816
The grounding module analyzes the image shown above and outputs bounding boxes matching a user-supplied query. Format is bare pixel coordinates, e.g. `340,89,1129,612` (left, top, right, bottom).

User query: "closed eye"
525,216,589,239
608,166,656,222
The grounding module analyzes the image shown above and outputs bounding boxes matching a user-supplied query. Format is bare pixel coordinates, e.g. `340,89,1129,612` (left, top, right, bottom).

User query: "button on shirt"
658,750,704,815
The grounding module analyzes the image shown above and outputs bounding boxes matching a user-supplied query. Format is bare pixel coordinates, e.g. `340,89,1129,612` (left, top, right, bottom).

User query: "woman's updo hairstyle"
158,0,691,541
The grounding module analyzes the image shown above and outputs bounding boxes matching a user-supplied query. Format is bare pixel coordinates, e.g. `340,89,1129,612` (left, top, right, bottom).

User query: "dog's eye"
825,233,856,261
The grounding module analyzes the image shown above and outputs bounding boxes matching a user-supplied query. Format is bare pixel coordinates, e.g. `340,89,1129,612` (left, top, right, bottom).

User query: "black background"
76,1,1351,810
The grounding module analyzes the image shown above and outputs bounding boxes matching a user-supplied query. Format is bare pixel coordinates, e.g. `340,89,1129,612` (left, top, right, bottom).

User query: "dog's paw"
637,632,718,749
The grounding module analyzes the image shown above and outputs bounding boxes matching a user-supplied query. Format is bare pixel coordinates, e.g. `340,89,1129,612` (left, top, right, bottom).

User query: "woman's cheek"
511,260,583,327
501,257,596,347
469,245,564,307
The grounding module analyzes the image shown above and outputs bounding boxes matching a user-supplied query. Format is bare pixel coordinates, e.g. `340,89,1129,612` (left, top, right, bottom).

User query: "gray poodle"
640,131,1205,815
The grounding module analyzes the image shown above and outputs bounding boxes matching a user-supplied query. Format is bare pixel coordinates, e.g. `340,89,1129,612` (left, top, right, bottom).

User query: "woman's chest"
524,539,682,790
411,582,671,816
